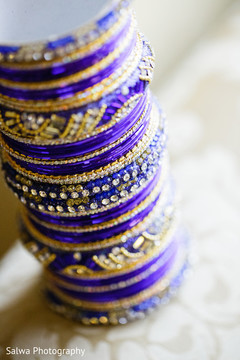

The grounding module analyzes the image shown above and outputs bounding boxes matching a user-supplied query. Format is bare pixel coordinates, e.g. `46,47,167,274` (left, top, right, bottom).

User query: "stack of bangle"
0,0,189,324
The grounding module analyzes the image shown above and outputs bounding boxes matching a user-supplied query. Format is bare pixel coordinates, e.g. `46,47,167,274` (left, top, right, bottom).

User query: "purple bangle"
53,245,177,302
29,166,162,227
14,103,150,174
28,190,160,244
0,33,136,101
51,231,179,288
2,91,149,159
0,15,132,83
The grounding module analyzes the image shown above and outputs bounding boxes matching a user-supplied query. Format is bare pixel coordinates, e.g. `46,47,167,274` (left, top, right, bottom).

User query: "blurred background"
133,0,233,88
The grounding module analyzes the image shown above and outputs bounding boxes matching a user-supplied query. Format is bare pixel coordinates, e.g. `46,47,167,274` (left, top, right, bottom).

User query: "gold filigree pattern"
24,241,56,266
0,94,142,144
0,33,143,112
1,102,159,185
139,55,155,82
91,216,176,273
0,17,136,90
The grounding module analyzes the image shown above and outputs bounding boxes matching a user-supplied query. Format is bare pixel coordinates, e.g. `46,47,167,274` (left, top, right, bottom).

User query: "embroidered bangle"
1,102,160,185
0,93,144,145
2,126,167,217
24,175,170,233
22,208,178,279
44,232,176,292
22,203,177,277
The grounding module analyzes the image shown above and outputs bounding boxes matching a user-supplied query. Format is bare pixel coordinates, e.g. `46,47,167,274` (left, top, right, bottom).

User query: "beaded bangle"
1,100,160,185
20,179,173,252
3,139,167,218
24,175,170,233
44,231,176,292
0,93,144,146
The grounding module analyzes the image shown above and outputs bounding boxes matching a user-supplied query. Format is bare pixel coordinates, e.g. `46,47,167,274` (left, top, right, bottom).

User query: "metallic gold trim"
21,184,173,252
0,33,143,112
0,7,130,68
43,232,176,292
1,98,150,165
25,176,169,233
2,102,159,185
0,18,136,90
46,243,183,311
0,93,142,146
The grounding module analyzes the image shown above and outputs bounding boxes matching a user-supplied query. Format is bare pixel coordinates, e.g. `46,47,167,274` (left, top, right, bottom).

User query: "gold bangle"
47,277,168,311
